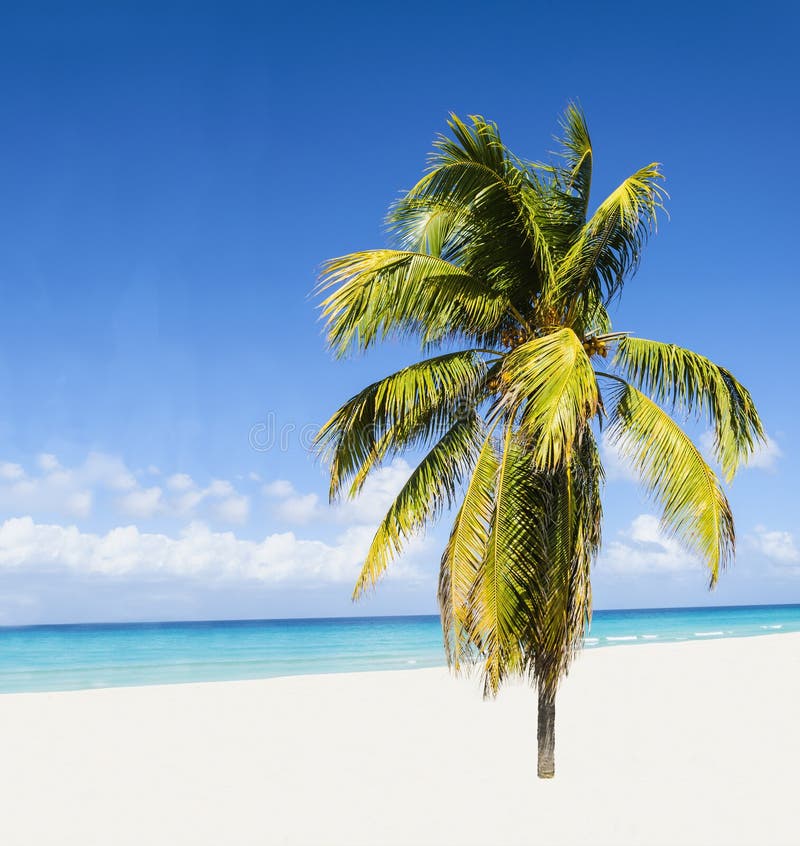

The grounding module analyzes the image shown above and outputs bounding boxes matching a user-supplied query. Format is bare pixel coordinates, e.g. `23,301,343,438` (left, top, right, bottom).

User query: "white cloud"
0,516,424,585
276,493,320,524
118,486,164,519
0,463,25,481
0,451,138,519
600,431,638,482
334,460,412,525
80,453,137,491
64,491,93,518
0,454,250,526
262,461,413,528
0,453,434,591
167,473,195,492
169,477,247,524
0,455,94,518
263,479,296,498
174,489,205,514
746,436,782,470
599,514,698,575
214,495,250,524
37,453,60,472
747,526,800,564
206,480,234,498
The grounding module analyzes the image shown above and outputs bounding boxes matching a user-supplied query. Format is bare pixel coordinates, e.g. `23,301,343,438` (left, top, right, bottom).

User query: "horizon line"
3,601,800,631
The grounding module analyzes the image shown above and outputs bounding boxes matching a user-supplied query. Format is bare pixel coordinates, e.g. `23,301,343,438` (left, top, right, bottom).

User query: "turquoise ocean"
1,604,799,694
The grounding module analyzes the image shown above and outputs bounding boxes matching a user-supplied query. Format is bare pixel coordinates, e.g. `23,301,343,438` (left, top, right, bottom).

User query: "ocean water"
1,604,799,694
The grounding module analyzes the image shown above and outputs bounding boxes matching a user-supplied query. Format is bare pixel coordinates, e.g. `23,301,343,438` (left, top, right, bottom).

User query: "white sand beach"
1,634,798,846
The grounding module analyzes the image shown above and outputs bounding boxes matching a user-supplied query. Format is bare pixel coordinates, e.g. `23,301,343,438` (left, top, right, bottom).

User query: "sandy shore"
1,634,798,846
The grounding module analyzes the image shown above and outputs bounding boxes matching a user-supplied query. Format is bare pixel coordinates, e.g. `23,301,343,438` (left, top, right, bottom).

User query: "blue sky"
0,0,797,624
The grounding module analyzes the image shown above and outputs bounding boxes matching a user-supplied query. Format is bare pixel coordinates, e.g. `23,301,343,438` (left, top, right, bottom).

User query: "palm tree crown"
314,106,764,776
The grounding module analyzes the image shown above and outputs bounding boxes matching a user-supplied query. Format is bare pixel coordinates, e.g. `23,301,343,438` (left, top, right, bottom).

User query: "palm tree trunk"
537,687,556,778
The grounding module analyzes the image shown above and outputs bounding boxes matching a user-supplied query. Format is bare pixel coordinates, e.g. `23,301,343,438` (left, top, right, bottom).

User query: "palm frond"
614,337,764,481
452,427,603,697
469,426,532,695
317,249,511,355
388,192,546,319
528,103,593,238
314,350,490,500
527,431,603,696
438,433,499,670
552,163,666,316
554,102,593,219
387,197,472,260
403,115,555,296
353,412,485,598
570,290,613,338
521,105,593,278
433,113,507,173
606,383,734,586
501,328,599,468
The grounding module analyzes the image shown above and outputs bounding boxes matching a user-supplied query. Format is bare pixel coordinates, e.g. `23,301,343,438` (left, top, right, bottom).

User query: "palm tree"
314,106,763,778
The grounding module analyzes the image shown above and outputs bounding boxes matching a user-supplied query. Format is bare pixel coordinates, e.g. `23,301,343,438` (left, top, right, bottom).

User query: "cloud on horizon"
262,460,414,527
0,452,251,526
0,515,428,585
746,526,800,566
598,514,700,576
0,456,427,589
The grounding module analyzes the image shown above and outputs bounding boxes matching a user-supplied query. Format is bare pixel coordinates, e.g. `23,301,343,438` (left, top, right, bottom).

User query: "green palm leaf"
527,432,603,695
501,328,599,468
353,412,485,599
314,349,490,499
469,427,532,695
438,433,499,670
405,114,555,292
557,103,593,216
318,249,510,355
614,337,764,480
552,163,666,317
606,383,734,586
532,102,593,236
